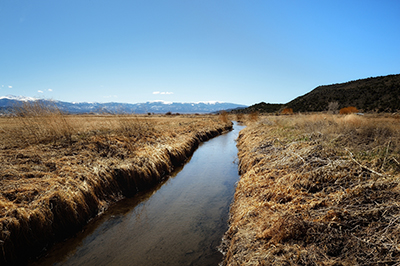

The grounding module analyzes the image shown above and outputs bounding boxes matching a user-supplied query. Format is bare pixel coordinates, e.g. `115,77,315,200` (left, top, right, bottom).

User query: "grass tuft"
12,101,75,146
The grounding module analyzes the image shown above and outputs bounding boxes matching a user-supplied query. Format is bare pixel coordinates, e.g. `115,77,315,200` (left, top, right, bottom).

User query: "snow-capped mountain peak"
0,95,37,102
148,100,173,105
194,101,224,105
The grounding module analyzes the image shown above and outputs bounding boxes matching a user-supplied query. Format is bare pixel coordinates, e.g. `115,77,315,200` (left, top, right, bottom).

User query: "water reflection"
31,122,245,266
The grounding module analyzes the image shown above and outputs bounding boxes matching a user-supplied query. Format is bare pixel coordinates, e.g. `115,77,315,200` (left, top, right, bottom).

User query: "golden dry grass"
221,114,400,265
0,106,232,265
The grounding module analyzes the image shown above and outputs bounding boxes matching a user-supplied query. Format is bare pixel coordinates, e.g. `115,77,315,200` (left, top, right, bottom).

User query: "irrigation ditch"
2,121,234,265
27,122,245,266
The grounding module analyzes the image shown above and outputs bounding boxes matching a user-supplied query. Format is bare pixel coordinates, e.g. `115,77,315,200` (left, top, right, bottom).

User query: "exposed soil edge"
2,123,233,266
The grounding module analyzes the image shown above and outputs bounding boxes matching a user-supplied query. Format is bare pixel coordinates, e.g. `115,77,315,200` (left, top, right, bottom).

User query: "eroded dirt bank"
221,114,400,265
0,114,231,265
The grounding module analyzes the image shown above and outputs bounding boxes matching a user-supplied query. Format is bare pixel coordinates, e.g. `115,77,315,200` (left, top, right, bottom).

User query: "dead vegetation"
0,103,232,265
221,114,400,265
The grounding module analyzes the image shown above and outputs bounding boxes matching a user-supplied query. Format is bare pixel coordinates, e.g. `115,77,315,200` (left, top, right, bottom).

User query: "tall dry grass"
0,105,232,265
11,101,75,146
248,111,259,122
219,111,229,123
221,114,400,265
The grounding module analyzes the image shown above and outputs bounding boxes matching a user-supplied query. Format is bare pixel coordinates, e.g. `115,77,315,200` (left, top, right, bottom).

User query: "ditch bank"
221,116,400,265
0,122,232,265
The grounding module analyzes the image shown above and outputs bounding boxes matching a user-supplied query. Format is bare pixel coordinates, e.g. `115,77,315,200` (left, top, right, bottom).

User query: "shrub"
236,113,244,121
248,111,259,122
327,101,339,114
219,111,229,123
281,108,294,115
339,106,359,114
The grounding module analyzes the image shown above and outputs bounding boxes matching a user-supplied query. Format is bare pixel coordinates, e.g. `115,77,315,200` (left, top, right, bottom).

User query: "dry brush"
221,114,400,265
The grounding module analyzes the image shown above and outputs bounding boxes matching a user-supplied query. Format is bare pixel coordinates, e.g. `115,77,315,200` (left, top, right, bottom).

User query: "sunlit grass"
222,114,400,265
0,103,232,265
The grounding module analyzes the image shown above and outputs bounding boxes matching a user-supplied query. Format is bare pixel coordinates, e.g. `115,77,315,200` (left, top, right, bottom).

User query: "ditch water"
31,122,245,266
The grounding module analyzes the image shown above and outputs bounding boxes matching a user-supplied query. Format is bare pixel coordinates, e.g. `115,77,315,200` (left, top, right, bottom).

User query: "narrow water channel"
31,122,245,266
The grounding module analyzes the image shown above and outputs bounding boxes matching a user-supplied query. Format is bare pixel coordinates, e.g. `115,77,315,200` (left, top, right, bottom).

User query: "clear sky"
1,0,399,105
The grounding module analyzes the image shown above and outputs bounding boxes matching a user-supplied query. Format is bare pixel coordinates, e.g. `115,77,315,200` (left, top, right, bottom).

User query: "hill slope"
237,74,400,114
286,74,400,113
230,102,283,114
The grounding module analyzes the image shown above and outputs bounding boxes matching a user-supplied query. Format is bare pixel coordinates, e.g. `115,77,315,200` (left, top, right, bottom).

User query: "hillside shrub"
281,108,294,115
327,101,339,114
339,106,359,114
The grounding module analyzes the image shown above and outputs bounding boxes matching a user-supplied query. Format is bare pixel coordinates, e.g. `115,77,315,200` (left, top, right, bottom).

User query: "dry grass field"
0,104,232,265
222,114,400,265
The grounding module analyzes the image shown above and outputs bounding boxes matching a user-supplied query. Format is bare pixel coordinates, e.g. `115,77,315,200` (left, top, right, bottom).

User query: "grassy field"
222,114,400,265
0,105,232,265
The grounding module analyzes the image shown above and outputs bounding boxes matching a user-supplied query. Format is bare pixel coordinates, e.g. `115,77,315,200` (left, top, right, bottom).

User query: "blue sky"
1,0,399,105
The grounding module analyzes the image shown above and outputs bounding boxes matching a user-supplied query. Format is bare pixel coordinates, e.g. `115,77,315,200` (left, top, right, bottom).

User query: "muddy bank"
221,115,400,265
0,116,232,265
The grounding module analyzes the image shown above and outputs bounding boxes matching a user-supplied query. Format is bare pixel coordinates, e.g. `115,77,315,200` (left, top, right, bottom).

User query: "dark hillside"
286,74,400,113
231,102,284,114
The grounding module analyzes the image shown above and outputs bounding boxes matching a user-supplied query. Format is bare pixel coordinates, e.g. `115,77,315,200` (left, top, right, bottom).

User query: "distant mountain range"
235,73,400,114
0,95,247,114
